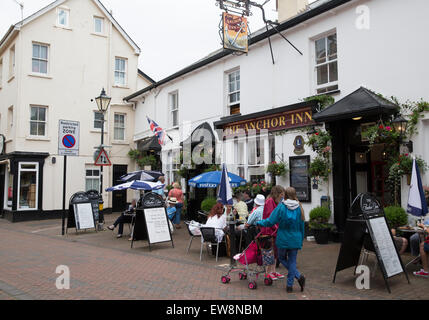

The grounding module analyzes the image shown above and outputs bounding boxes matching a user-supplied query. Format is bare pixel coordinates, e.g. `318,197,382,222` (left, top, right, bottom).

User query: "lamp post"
392,114,413,153
94,88,111,222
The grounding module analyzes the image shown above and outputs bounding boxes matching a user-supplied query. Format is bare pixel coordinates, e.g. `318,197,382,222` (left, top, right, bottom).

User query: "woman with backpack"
256,186,306,293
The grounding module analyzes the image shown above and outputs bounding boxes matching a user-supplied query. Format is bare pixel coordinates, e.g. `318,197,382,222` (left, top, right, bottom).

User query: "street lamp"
392,114,413,153
94,88,111,221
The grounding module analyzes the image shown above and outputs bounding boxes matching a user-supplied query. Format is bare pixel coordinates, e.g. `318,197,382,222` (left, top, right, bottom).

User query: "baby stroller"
221,231,276,290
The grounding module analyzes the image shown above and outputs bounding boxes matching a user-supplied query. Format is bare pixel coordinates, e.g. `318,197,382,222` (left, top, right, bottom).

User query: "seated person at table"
409,218,429,259
166,197,178,222
233,192,249,224
108,199,137,238
391,229,408,254
414,222,429,277
189,203,227,242
246,194,265,227
243,190,254,213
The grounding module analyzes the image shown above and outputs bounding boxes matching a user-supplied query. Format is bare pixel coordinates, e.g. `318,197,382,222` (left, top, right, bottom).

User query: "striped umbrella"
106,180,164,192
217,164,234,205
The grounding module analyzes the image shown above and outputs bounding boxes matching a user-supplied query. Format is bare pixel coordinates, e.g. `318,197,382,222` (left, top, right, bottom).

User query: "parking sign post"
59,120,80,235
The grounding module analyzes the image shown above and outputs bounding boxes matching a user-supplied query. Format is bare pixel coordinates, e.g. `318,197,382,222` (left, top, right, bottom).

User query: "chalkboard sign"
86,190,100,222
131,192,174,250
333,193,409,293
67,192,97,233
289,156,311,202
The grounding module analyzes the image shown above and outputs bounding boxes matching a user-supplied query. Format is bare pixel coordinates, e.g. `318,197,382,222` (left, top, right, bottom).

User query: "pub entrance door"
112,165,128,212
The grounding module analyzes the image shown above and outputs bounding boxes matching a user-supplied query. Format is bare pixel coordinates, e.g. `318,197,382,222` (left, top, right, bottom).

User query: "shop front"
214,100,319,205
0,152,49,222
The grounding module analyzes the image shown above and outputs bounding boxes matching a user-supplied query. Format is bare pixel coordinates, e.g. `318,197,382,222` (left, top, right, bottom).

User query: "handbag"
261,248,275,266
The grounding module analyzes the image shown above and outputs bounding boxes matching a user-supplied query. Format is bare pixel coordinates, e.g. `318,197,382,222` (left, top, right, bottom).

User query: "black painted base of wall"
1,208,113,223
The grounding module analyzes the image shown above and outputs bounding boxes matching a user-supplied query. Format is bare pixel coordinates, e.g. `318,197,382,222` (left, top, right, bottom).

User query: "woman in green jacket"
256,187,306,293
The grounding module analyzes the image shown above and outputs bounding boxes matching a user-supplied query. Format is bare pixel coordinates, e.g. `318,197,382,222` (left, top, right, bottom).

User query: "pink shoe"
413,270,429,277
268,273,278,280
273,272,285,279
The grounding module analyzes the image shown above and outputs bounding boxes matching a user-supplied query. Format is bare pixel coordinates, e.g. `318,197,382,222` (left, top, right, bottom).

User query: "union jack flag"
147,116,169,146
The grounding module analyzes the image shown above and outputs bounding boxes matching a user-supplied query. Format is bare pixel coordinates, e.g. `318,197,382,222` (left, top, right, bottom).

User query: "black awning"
138,136,161,152
180,122,215,147
312,87,398,123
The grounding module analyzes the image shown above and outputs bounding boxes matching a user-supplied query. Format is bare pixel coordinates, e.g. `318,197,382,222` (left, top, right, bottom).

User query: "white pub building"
125,0,429,232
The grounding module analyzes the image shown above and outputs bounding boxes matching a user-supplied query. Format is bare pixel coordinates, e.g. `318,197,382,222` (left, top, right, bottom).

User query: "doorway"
112,165,128,212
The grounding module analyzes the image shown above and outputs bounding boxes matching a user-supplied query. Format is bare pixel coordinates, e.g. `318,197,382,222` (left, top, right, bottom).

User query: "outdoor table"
397,227,426,268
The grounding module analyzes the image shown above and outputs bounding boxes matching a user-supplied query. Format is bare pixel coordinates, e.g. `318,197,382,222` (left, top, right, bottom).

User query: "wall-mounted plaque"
293,135,305,155
289,156,311,202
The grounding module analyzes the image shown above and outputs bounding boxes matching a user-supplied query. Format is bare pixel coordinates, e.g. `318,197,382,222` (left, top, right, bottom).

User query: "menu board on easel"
289,156,311,202
144,207,172,244
73,203,96,230
367,217,403,278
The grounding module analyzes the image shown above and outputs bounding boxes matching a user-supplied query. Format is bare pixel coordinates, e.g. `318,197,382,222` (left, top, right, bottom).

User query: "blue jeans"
278,248,301,287
174,203,183,225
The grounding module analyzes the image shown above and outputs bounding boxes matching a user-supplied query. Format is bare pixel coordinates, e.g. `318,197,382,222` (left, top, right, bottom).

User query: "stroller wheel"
239,273,244,280
221,276,229,284
264,277,273,286
248,281,257,290
226,276,231,283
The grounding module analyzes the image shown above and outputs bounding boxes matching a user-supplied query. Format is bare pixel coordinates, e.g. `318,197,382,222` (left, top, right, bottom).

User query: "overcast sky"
0,0,315,81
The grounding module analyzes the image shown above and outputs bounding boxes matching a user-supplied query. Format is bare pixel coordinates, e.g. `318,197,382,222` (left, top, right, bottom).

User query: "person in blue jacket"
256,186,306,293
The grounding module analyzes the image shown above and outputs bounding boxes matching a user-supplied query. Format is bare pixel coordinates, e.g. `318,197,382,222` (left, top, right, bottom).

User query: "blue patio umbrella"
218,164,234,205
407,158,428,217
106,180,164,192
188,170,246,188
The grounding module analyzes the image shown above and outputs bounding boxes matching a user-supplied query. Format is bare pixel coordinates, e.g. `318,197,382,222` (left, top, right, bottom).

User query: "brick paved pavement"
0,214,428,300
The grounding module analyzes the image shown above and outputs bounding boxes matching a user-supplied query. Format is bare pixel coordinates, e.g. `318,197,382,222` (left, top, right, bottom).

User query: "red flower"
315,132,319,136
405,153,409,157
261,181,266,185
379,125,384,129
253,184,257,187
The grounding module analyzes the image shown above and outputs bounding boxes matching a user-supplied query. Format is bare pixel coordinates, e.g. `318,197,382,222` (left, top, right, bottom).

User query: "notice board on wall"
289,156,311,202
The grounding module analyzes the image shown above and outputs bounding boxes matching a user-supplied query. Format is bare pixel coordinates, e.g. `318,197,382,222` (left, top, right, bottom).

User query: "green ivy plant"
308,156,331,181
128,149,158,169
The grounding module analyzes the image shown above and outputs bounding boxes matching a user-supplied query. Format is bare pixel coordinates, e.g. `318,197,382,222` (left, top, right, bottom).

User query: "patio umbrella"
218,164,233,205
119,170,164,182
106,180,164,192
187,170,246,188
407,158,428,217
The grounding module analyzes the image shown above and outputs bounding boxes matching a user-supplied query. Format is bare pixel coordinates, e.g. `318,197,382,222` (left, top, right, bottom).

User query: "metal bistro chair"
123,209,136,235
199,227,226,262
185,221,202,253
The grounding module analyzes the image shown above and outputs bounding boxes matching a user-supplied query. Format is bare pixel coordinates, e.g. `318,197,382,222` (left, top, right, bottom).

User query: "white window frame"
93,16,104,34
17,162,39,211
225,68,240,116
113,113,126,141
313,31,338,94
56,7,70,28
32,42,49,75
114,57,127,86
4,168,13,210
0,58,3,88
29,105,47,137
9,45,15,78
85,167,100,192
93,111,104,131
169,91,179,128
233,133,273,183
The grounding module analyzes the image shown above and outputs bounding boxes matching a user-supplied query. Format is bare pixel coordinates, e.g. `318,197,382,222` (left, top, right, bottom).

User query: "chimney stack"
277,0,309,22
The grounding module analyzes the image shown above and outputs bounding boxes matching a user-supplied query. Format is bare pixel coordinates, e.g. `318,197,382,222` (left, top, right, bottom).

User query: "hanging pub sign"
222,106,314,138
223,12,248,53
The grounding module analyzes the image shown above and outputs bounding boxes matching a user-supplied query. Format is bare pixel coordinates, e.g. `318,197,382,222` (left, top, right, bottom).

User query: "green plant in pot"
384,206,408,229
309,206,332,244
200,197,217,213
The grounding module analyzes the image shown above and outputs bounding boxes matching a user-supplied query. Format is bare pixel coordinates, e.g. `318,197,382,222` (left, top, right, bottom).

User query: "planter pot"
329,230,341,243
312,228,330,244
